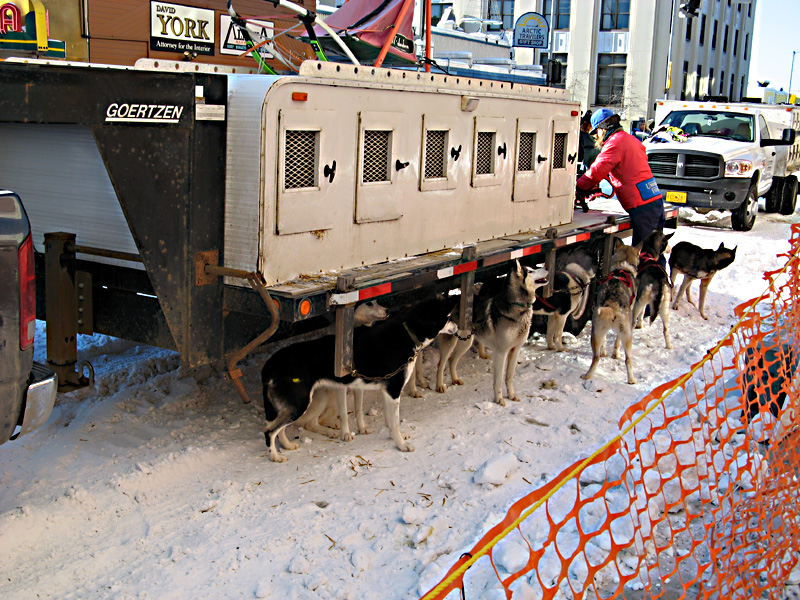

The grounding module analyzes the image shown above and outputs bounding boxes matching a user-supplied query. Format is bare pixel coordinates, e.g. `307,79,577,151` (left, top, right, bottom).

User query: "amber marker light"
299,299,312,316
292,92,308,102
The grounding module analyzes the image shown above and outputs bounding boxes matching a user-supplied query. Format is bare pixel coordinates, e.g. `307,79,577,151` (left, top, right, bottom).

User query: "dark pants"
628,198,666,246
628,198,666,265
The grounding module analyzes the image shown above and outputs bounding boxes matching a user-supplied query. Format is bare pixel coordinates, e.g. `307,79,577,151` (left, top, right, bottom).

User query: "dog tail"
570,284,590,320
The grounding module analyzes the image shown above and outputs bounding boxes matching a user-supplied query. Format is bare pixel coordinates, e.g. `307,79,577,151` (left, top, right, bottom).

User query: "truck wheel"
564,279,596,336
780,176,798,216
731,184,758,231
765,177,784,213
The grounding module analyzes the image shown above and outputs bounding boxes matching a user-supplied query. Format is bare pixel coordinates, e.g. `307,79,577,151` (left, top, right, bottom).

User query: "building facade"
440,0,756,123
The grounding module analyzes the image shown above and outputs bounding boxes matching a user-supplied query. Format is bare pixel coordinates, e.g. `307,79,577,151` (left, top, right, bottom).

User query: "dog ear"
664,232,675,243
633,241,643,252
718,242,725,251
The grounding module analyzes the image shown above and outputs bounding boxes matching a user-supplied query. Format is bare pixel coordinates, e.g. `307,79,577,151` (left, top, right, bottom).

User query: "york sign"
150,1,214,56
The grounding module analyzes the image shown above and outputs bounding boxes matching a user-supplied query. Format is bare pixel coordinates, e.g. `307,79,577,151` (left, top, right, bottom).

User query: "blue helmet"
589,108,616,134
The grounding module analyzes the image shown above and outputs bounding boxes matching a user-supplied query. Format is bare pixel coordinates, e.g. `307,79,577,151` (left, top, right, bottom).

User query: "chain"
349,352,419,382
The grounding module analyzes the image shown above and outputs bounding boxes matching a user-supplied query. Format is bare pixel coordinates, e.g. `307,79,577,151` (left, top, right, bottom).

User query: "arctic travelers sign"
150,1,215,56
513,12,548,49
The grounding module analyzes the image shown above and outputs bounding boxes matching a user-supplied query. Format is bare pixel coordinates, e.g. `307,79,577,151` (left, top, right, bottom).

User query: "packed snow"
2,203,800,600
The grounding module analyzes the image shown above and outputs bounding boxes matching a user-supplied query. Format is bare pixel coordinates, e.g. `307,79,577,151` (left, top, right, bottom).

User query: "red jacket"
576,127,662,211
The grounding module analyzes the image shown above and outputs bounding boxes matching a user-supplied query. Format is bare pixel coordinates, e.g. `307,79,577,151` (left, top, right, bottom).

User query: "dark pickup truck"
0,191,57,444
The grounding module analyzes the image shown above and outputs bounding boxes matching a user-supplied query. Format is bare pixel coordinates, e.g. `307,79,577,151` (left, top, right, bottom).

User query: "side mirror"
760,128,795,147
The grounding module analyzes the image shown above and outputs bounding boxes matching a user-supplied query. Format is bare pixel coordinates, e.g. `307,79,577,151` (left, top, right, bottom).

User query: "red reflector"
571,110,579,116
18,234,35,351
292,92,308,102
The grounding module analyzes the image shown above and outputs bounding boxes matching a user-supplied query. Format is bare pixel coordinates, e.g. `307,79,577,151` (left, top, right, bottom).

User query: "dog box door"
420,114,467,192
548,117,575,198
276,109,341,235
355,111,413,223
471,117,507,188
512,118,546,202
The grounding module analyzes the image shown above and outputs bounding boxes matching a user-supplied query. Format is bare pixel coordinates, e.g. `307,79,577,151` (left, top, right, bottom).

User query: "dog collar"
600,269,636,305
402,322,422,347
510,301,532,308
534,293,556,310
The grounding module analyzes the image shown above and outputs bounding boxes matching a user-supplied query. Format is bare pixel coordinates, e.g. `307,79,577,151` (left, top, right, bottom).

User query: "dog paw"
627,378,637,385
479,352,491,360
452,377,464,386
358,427,372,435
580,373,591,380
436,384,447,393
418,379,431,390
496,397,507,407
398,442,415,452
342,432,355,442
510,395,522,402
283,441,300,451
271,454,288,463
408,390,423,398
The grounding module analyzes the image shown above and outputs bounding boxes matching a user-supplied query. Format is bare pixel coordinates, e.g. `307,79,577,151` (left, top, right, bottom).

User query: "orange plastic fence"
421,224,800,600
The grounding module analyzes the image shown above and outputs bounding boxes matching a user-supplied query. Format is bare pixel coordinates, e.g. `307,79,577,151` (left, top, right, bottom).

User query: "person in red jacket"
576,108,665,247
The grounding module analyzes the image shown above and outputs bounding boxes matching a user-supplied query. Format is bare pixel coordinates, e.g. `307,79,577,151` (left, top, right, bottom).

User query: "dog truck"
645,99,800,231
0,58,678,423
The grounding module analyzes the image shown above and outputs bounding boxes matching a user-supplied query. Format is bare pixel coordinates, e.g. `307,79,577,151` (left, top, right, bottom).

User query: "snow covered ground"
2,204,800,600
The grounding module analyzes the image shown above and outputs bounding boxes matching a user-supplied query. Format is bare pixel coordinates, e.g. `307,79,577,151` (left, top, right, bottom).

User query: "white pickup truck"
645,100,800,230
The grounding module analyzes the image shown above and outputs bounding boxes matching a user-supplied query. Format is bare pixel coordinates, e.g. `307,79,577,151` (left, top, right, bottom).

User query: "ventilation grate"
518,132,535,172
284,130,317,189
425,130,447,178
476,131,495,175
363,130,391,183
552,132,567,169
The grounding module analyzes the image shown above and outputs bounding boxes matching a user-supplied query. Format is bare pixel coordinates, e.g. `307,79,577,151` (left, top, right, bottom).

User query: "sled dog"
582,241,641,385
261,296,456,462
632,231,675,349
669,241,737,320
532,243,600,351
294,301,389,437
436,260,548,405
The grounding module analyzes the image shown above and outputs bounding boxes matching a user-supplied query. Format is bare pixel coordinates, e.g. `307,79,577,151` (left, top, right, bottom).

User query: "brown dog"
669,241,737,320
582,242,641,385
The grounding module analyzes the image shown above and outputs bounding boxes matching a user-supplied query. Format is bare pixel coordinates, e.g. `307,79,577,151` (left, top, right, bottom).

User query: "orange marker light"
292,92,308,102
299,299,312,316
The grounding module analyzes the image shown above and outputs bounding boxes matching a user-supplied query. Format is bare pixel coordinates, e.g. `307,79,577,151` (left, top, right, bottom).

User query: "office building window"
709,68,715,96
699,14,706,45
744,33,749,60
430,1,453,23
596,54,627,104
723,25,728,52
729,73,735,101
720,70,725,95
740,76,745,100
600,0,630,31
487,0,515,30
748,4,752,17
695,65,702,99
681,61,689,101
712,20,717,48
733,30,739,56
543,0,570,30
685,18,692,41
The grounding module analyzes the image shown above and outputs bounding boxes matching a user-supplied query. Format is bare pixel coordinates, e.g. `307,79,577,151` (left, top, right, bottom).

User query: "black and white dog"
261,296,457,462
532,243,600,351
632,230,675,349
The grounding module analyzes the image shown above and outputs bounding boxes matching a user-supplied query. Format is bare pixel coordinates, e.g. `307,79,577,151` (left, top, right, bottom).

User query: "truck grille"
647,152,721,179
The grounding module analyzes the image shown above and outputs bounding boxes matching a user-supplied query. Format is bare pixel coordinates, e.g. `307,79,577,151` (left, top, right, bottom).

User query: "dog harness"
599,268,636,305
637,251,672,286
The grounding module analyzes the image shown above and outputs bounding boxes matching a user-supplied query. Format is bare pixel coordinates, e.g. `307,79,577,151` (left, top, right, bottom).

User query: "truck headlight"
725,159,753,177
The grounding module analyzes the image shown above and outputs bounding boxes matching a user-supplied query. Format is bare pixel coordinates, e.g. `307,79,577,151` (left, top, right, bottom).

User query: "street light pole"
791,51,797,96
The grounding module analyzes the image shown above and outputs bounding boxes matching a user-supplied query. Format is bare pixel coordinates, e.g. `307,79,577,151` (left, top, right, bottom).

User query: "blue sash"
636,177,661,201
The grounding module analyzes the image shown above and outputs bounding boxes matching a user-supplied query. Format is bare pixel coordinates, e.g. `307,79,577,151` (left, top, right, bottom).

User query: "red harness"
600,268,636,305
637,251,672,286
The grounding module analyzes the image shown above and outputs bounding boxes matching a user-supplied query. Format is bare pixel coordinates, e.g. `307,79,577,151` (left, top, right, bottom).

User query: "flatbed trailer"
0,58,677,401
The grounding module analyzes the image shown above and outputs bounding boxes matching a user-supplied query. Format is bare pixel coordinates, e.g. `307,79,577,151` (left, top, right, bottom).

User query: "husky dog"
436,260,548,406
669,241,737,320
582,242,641,385
531,244,599,351
261,296,456,462
632,231,675,349
294,301,389,437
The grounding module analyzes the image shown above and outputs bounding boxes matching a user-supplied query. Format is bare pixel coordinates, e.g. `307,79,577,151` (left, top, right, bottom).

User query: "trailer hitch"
201,261,280,404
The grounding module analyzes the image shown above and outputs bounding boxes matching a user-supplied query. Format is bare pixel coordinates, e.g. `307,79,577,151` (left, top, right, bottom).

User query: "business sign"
0,1,66,57
150,1,215,56
220,14,273,59
513,12,548,49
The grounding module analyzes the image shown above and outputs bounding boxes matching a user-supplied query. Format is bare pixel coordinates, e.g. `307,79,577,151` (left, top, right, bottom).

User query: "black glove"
574,187,602,212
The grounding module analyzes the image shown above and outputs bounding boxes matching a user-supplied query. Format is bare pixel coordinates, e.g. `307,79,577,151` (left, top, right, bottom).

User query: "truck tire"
765,177,784,213
731,184,758,231
564,279,596,336
780,176,798,216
